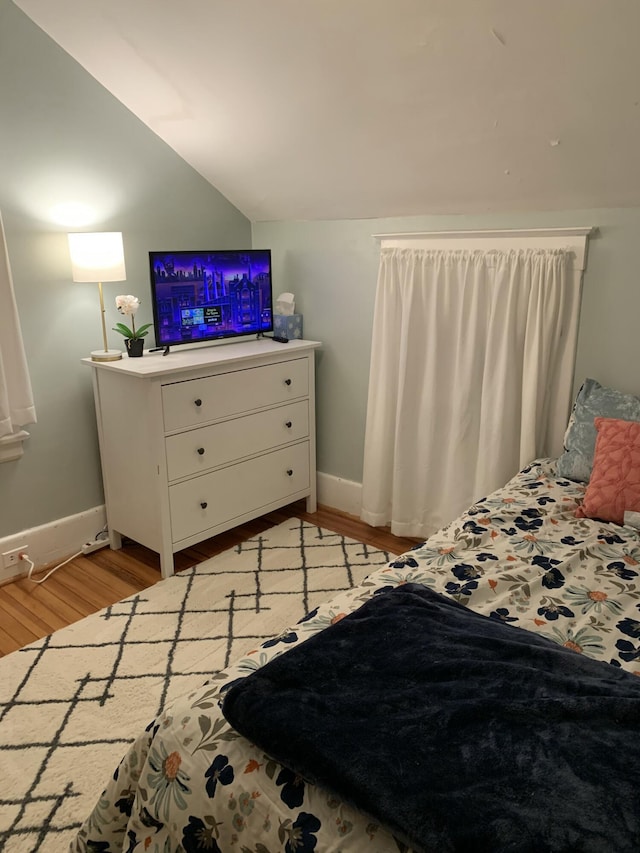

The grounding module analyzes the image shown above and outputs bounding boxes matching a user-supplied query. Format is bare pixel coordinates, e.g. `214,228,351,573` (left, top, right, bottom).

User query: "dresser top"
82,338,321,379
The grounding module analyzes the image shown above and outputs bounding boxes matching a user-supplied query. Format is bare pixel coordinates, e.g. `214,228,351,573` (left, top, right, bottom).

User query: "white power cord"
24,550,82,584
24,525,109,585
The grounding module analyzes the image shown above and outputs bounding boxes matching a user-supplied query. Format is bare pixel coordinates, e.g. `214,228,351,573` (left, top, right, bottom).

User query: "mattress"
70,459,640,852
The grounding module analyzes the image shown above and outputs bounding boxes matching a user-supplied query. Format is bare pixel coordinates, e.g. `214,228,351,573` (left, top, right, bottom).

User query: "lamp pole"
97,280,109,354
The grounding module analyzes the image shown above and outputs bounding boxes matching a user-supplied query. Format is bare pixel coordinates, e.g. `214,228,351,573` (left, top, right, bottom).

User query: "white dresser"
84,338,321,577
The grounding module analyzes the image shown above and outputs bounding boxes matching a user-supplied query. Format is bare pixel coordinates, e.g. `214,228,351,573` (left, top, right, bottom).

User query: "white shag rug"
0,519,394,853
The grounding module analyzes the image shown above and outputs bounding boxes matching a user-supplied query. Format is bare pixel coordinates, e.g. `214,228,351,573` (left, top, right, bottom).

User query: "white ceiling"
13,0,640,222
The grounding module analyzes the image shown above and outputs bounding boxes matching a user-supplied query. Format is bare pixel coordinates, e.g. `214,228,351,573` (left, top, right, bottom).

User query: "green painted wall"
0,0,250,537
3,0,639,542
254,209,640,484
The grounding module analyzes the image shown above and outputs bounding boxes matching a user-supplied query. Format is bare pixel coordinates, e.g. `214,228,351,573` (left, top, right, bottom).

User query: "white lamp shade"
68,232,126,282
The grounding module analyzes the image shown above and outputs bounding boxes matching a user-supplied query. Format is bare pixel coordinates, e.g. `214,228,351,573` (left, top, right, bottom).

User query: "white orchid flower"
112,294,152,344
115,294,140,317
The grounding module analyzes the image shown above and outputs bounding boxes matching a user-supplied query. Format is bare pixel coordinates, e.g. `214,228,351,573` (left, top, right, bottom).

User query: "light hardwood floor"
0,502,420,657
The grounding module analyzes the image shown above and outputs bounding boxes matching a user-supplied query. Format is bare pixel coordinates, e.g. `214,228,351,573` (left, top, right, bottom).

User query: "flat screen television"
148,249,273,350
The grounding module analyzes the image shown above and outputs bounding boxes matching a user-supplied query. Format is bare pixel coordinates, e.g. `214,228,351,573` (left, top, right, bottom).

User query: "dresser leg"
160,552,175,579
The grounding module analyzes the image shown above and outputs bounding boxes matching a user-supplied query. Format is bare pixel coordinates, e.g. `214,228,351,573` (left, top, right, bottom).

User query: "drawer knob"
200,501,208,509
194,398,203,407
286,469,293,476
284,378,292,386
285,421,292,428
197,447,205,455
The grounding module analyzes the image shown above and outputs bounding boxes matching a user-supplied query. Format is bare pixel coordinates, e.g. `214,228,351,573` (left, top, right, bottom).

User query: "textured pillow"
575,417,640,525
556,378,640,483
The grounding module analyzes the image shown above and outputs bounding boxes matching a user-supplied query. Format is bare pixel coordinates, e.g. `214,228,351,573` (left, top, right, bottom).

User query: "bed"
70,381,640,852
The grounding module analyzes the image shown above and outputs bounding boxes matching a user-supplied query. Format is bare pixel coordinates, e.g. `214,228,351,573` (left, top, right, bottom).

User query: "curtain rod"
372,226,596,241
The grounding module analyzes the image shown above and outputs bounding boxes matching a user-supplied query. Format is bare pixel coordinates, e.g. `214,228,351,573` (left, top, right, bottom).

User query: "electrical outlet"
2,545,28,568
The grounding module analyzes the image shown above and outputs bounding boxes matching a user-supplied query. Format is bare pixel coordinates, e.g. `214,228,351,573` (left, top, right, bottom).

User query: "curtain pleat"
361,247,577,538
0,212,36,439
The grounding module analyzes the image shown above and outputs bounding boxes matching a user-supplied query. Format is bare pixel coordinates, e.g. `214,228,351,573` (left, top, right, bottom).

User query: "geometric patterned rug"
0,519,393,852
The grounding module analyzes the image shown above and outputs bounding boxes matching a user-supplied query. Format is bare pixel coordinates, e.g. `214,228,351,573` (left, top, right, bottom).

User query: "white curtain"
361,247,580,538
0,212,36,443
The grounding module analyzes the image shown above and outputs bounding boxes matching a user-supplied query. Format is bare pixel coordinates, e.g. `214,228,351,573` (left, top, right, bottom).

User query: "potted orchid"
113,295,152,357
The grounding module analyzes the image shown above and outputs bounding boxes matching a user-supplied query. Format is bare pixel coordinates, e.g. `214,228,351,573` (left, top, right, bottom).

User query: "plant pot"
125,338,145,358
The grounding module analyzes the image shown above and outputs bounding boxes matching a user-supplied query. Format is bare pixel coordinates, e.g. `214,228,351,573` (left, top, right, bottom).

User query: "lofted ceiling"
12,0,640,222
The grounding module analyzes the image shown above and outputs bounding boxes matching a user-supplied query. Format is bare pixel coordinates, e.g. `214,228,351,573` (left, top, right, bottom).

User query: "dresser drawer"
162,358,309,432
165,400,309,481
169,442,310,543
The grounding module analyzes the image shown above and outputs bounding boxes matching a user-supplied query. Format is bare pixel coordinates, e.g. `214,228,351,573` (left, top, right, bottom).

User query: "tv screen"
148,249,273,349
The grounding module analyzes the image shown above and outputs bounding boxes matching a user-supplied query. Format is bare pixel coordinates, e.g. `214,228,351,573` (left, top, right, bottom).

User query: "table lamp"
68,231,126,361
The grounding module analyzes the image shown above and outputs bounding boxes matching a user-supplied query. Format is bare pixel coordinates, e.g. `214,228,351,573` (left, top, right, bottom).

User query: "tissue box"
274,313,303,340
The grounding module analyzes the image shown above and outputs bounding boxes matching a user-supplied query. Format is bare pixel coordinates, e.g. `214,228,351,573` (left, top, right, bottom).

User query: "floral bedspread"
70,459,640,853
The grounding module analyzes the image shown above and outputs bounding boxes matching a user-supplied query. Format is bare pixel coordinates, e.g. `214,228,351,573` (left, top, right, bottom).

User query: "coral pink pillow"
575,417,640,525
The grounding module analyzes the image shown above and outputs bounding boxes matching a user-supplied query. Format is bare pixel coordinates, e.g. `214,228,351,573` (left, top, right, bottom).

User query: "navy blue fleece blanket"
222,583,640,853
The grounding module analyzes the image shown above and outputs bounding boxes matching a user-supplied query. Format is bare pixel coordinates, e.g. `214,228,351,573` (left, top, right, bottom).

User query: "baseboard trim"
0,506,107,584
317,471,362,518
0,472,364,585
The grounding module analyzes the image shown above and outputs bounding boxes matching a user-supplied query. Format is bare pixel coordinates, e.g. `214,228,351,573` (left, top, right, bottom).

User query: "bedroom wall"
0,0,251,543
3,0,640,566
254,208,640,489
